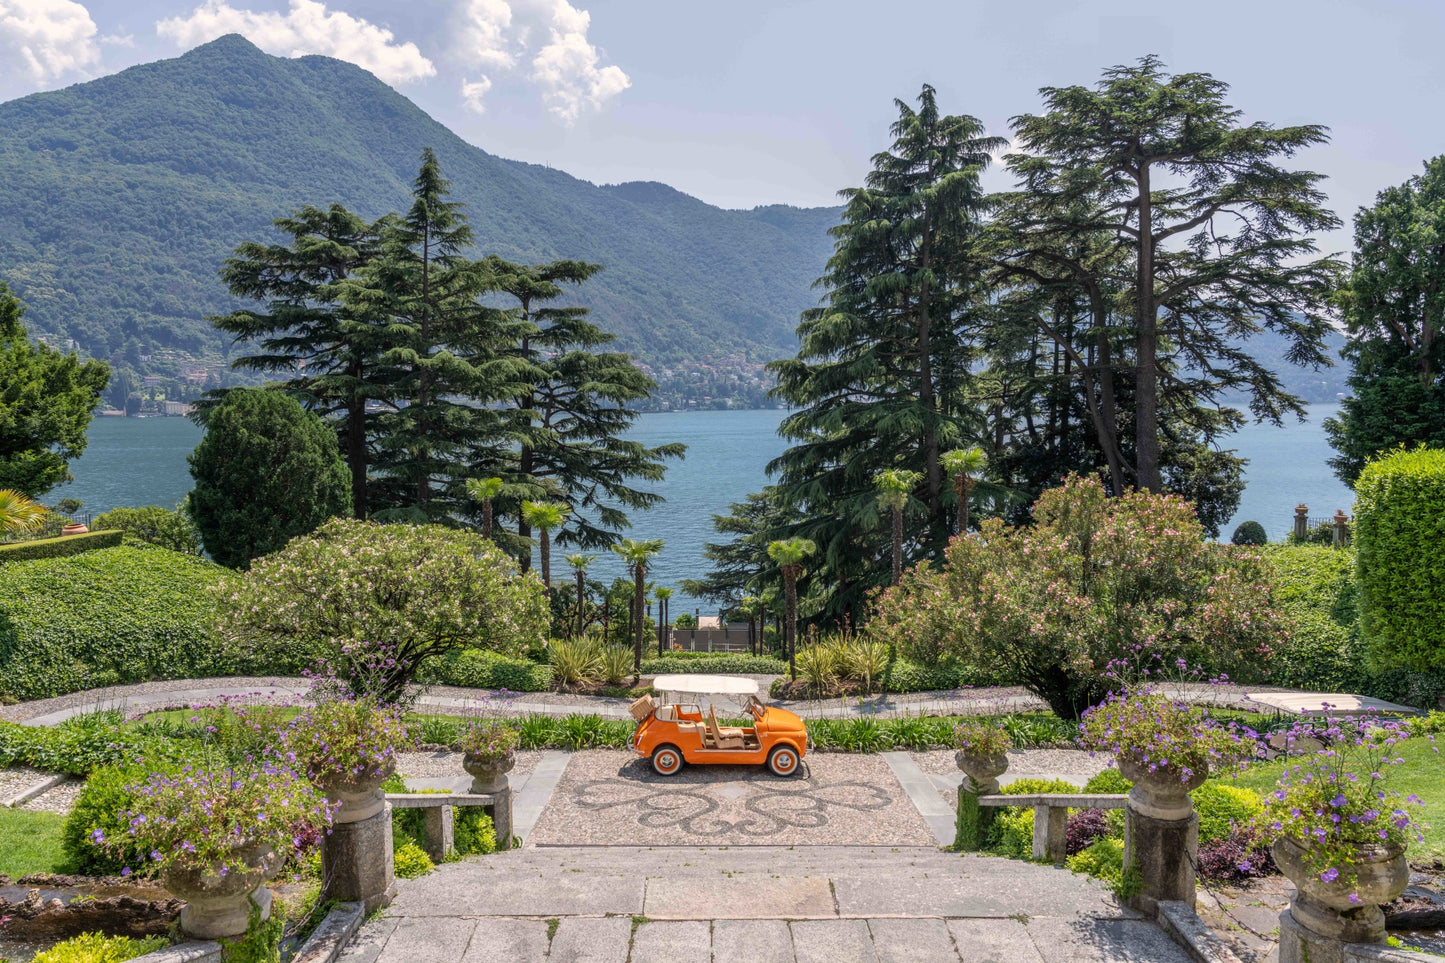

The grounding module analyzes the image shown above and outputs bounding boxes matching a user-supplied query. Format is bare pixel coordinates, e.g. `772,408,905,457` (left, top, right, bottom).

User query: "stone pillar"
1273,838,1408,963
423,805,454,863
1332,510,1350,548
953,753,1006,852
1294,504,1310,541
322,803,396,913
1278,895,1386,963
1120,759,1203,916
1032,806,1068,864
491,790,514,851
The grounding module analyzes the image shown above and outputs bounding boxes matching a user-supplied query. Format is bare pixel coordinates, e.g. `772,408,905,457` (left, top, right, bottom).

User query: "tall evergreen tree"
483,257,683,561
768,85,1002,625
210,205,384,517
1008,57,1342,491
1327,156,1445,484
0,282,109,497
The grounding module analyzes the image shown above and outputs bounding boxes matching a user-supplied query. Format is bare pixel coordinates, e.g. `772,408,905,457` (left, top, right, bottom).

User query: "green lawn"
0,808,70,878
1216,736,1445,856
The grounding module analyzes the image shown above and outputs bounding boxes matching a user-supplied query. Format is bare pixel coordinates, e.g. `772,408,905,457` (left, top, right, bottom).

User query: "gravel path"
528,749,935,847
19,779,83,814
396,750,544,784
910,748,1113,811
0,766,56,803
0,677,305,722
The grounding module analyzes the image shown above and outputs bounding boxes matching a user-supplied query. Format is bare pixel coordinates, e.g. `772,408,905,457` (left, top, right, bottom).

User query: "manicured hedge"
641,654,786,675
1355,448,1445,672
0,529,122,563
0,545,236,701
417,649,554,692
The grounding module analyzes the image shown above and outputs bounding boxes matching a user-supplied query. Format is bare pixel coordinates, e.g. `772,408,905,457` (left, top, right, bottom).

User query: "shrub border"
0,530,123,563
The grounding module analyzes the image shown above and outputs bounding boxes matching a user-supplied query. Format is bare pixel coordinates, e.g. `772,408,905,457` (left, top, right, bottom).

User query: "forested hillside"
0,34,836,385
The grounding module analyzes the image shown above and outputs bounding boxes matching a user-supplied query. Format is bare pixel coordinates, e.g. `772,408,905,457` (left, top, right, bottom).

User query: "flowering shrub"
214,519,549,705
102,764,333,878
1079,691,1256,782
951,718,1012,756
1251,715,1429,898
283,698,413,786
872,475,1286,718
460,719,519,762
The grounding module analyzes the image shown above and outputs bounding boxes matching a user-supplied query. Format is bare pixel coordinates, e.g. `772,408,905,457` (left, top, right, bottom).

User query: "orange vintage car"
629,674,809,777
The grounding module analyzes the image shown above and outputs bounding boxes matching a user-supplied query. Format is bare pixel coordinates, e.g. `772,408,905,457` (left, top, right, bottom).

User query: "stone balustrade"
974,792,1128,864
385,790,513,861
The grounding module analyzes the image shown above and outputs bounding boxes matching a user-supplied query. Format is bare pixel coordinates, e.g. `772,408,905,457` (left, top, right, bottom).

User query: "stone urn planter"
162,843,278,940
1118,755,1207,913
1272,836,1409,960
463,752,515,794
315,759,396,824
954,751,1008,795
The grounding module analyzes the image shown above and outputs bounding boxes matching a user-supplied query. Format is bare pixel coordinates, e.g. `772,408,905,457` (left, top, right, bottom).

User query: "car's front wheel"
651,744,684,776
767,744,800,777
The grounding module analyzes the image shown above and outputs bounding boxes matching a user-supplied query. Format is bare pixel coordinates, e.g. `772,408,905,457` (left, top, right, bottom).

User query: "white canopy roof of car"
650,674,760,698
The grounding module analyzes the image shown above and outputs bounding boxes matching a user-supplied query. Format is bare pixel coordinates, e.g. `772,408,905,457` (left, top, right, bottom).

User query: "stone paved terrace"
339,846,1195,963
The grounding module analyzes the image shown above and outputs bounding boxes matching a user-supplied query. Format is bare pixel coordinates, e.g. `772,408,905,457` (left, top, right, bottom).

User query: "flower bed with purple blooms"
951,718,1012,756
281,697,414,785
1078,690,1256,782
459,718,519,762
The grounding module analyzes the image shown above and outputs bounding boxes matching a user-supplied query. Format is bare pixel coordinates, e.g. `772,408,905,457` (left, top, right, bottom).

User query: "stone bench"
975,793,1128,864
385,791,512,860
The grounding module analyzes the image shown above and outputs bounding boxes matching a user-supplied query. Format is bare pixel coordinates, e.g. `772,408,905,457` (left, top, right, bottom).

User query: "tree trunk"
575,569,585,638
516,445,533,572
481,499,493,540
539,528,551,595
916,223,945,557
633,565,645,674
891,505,903,586
417,226,432,509
346,365,367,519
960,476,974,535
784,571,798,681
1134,163,1162,492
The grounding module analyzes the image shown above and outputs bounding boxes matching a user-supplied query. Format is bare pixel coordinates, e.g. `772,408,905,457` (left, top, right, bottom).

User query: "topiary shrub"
91,504,200,555
1192,782,1263,845
31,931,168,963
1355,447,1445,672
641,654,786,676
1081,768,1132,795
1260,545,1371,693
1230,520,1268,546
417,649,554,692
0,545,237,701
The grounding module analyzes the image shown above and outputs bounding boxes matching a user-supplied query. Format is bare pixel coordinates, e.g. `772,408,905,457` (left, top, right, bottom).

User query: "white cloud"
460,75,492,114
456,0,628,124
156,0,435,85
0,0,101,86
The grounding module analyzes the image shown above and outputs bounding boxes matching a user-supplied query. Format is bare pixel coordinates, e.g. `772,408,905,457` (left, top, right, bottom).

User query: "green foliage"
216,519,548,703
1192,782,1263,846
1230,521,1268,546
90,504,200,554
216,897,283,963
1261,545,1370,692
1355,447,1445,672
416,649,553,692
0,712,189,777
992,778,1080,860
954,788,992,852
1286,521,1337,546
642,654,785,675
1065,837,1127,890
0,808,69,878
0,529,122,563
393,841,435,879
0,282,110,498
188,387,352,568
31,931,168,963
1081,769,1132,795
0,546,234,701
875,476,1286,718
454,808,497,856
547,637,603,688
62,763,167,875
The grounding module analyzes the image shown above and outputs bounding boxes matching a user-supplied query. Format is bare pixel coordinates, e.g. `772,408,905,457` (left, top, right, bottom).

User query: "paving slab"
388,868,644,917
645,876,835,920
945,918,1045,962
546,916,631,963
832,866,1128,919
866,917,960,963
879,752,954,846
627,920,710,963
513,750,570,845
1022,916,1194,962
457,918,552,963
790,919,879,963
334,917,398,963
710,919,796,963
375,917,476,963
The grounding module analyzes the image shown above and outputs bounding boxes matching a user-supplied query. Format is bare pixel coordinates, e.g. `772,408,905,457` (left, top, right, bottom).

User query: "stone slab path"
337,846,1194,962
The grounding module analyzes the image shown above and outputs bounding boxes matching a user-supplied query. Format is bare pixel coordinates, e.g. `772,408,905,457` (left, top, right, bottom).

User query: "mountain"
0,35,838,382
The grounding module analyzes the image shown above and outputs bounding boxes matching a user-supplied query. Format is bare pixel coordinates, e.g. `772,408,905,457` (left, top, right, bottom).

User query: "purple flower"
1320,867,1339,883
120,867,132,877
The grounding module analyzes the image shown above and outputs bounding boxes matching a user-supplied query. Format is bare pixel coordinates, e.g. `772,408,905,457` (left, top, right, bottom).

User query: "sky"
1,0,1442,253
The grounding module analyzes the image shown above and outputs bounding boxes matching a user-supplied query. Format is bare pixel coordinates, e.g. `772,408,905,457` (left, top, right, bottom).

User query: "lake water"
59,405,1352,610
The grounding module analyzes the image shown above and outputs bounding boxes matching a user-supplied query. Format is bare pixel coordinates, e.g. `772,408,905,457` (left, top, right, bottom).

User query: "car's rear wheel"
651,744,684,776
767,744,800,777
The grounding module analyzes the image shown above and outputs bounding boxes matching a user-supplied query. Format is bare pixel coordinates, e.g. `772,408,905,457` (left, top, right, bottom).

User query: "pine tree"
210,204,384,517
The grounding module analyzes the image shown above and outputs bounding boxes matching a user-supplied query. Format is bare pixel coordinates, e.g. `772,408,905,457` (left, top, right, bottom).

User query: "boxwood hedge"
1355,447,1445,672
0,530,122,563
0,545,236,701
416,649,554,692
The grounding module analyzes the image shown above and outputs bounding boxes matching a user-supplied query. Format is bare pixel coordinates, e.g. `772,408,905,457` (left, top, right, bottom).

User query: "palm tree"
654,586,674,655
565,553,595,638
874,469,922,586
0,490,47,535
521,500,570,593
464,477,504,539
942,448,987,535
767,537,816,681
612,538,664,673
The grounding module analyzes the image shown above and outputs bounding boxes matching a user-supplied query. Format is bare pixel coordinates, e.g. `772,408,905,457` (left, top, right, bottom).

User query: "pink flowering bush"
102,763,333,879
1251,715,1429,898
1078,691,1256,781
282,697,414,786
872,475,1285,718
214,519,549,705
